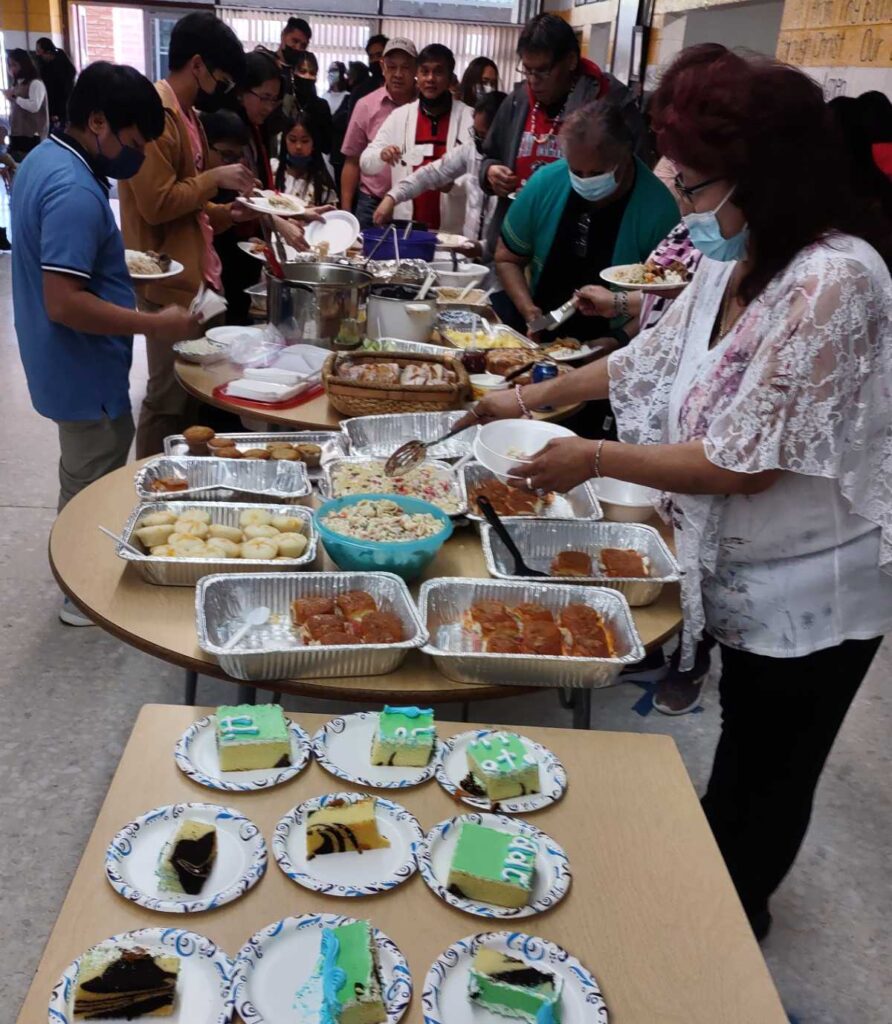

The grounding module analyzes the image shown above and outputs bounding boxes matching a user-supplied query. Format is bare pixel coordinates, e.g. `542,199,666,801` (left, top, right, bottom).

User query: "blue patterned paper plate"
49,927,233,1024
273,791,422,896
435,729,568,814
422,930,608,1023
312,711,444,789
175,715,312,792
227,912,412,1024
104,802,267,914
415,811,571,919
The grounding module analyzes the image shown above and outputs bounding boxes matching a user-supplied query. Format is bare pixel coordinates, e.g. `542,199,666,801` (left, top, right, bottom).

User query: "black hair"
168,12,246,82
347,61,370,89
67,61,165,141
199,108,250,146
460,56,498,108
294,51,319,76
474,89,507,122
858,90,892,141
829,94,892,226
243,50,283,92
35,37,57,54
275,111,337,204
366,34,388,54
327,61,348,90
517,13,580,61
417,44,455,74
284,17,312,41
7,48,39,83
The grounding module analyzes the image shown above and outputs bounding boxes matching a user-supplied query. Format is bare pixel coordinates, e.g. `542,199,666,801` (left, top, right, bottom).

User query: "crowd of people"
5,12,892,949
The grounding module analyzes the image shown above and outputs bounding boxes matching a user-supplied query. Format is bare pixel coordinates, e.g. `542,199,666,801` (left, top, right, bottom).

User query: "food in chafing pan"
549,547,650,578
289,587,405,645
330,460,462,514
131,507,308,560
469,478,553,517
460,599,616,657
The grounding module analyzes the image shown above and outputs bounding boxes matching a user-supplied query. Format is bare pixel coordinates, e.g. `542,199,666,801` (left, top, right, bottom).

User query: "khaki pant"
56,413,135,511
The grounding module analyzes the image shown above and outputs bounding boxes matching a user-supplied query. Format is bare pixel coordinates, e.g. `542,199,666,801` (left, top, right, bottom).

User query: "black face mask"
293,77,317,103
194,78,229,114
282,46,301,67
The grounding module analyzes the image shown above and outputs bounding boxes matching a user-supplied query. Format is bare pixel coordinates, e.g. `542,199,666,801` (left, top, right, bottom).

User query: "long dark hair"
275,110,336,205
650,45,892,297
829,94,892,226
7,48,39,83
460,57,498,108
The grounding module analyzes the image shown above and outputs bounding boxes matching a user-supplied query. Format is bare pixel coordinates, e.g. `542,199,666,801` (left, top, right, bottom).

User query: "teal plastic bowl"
314,493,453,581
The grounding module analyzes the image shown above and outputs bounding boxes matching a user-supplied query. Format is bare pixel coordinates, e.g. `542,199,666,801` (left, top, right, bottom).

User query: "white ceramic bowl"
469,373,507,400
430,262,489,289
474,420,576,480
590,477,658,522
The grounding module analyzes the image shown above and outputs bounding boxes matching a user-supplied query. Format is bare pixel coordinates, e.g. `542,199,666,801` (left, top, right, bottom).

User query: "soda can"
531,362,559,385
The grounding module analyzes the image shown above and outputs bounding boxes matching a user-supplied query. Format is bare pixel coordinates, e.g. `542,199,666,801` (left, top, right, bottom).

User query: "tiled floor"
1,255,890,1022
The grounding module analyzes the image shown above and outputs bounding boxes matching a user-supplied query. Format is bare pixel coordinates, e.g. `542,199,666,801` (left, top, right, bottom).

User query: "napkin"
190,284,228,324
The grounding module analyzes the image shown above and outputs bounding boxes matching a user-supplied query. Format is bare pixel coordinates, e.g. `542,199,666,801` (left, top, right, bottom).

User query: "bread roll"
177,508,212,524
139,511,177,527
244,523,280,540
241,538,278,560
275,533,308,558
169,537,208,557
173,519,210,538
205,537,241,558
271,515,303,533
208,524,244,542
135,524,176,548
150,544,179,558
239,509,272,528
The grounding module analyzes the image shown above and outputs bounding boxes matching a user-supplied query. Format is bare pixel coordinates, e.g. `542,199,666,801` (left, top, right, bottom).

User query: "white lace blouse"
608,234,892,661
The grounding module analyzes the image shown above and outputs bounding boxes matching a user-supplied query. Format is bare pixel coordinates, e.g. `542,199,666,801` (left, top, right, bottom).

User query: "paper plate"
304,210,360,254
126,251,185,281
49,927,233,1024
240,192,306,217
175,714,311,792
228,913,412,1024
205,325,266,346
312,712,444,789
237,239,301,262
422,930,608,1024
436,729,567,813
416,811,571,919
436,232,471,250
273,791,422,896
105,802,266,913
544,341,607,363
600,263,689,293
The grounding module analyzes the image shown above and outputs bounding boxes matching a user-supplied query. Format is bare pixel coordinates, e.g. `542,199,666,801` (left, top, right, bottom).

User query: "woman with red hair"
463,45,892,939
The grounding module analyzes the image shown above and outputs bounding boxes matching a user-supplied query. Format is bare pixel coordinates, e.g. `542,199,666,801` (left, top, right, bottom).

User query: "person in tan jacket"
119,12,255,457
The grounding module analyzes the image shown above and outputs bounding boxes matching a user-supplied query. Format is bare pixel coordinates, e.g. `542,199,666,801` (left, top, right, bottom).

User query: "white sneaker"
59,596,95,627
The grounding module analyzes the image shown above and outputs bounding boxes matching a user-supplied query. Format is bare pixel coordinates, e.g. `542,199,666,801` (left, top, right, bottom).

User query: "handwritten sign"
777,0,892,66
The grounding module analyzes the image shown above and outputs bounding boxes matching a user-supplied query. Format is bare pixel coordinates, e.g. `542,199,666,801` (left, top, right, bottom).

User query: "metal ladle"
384,421,475,477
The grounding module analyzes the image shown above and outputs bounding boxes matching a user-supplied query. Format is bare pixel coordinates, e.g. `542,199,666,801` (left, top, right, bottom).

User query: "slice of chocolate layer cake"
156,819,218,895
73,943,179,1018
305,797,390,860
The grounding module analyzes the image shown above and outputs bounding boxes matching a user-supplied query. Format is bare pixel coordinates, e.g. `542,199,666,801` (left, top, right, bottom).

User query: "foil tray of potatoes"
117,501,317,586
135,456,312,503
196,570,428,680
480,519,679,606
417,577,644,689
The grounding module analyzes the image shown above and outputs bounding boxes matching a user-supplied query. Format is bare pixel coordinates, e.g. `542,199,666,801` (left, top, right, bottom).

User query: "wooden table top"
50,459,682,704
16,705,787,1024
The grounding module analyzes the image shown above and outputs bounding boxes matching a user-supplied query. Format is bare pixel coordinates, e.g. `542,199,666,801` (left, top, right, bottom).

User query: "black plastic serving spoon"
476,495,547,578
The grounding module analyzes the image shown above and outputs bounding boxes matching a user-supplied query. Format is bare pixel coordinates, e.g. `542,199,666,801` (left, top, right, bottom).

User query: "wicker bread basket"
322,351,471,416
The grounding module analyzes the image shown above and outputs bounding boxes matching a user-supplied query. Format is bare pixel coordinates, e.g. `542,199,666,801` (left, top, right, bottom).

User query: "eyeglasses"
673,172,722,203
249,90,282,106
514,61,556,83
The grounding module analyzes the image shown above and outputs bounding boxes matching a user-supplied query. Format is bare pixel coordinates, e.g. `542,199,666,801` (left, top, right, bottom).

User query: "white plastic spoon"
222,606,271,651
98,525,143,557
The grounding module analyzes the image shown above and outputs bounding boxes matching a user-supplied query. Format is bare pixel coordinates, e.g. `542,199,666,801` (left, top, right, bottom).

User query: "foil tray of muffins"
341,411,478,461
318,455,469,517
196,571,428,680
135,456,311,504
417,577,644,689
480,519,680,606
118,502,317,586
463,462,602,522
163,428,348,477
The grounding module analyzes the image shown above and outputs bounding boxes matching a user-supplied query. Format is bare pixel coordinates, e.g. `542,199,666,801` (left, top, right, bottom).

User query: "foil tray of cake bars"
480,519,680,606
136,456,312,503
417,577,644,689
196,571,428,681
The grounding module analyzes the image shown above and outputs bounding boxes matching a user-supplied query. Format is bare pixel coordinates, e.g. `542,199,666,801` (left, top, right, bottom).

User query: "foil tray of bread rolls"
480,520,680,606
196,571,428,681
341,410,477,461
163,431,348,477
463,462,602,523
136,456,312,503
318,455,469,517
118,501,317,586
417,577,643,689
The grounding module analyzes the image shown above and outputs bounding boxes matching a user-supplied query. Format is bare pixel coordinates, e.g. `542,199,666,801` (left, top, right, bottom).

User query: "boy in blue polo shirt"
12,62,202,625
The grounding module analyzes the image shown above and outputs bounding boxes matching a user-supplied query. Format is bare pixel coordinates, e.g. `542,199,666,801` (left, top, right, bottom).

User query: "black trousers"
702,636,883,921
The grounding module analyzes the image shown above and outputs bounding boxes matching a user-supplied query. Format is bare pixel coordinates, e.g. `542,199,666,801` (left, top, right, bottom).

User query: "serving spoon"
222,605,271,651
476,496,546,577
384,421,475,477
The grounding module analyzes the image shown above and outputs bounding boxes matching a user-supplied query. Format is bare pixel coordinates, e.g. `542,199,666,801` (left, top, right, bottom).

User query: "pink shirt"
176,95,222,291
341,86,403,199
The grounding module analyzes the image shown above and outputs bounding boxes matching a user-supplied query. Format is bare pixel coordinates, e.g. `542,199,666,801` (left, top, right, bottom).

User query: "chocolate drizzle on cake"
274,753,292,767
170,830,217,895
447,882,467,897
459,772,486,797
74,947,177,1018
307,822,362,859
490,965,556,988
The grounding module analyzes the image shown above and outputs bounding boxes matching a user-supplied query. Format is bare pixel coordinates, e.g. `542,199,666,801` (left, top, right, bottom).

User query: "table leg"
183,670,197,706
271,691,282,704
571,689,592,730
236,684,257,705
558,689,574,710
460,702,470,721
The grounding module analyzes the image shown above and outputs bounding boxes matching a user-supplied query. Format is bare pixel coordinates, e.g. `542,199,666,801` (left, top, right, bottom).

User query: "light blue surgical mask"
683,186,749,262
568,166,617,202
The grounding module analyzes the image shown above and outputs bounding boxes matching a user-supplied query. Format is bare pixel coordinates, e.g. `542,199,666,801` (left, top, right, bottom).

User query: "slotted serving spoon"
476,496,547,577
384,420,476,477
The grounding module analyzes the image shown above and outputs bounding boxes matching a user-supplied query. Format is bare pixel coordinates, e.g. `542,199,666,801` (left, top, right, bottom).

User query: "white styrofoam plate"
126,251,185,280
228,913,412,1024
422,930,608,1024
273,791,422,896
304,210,360,254
312,711,443,789
600,263,689,293
205,325,266,346
174,714,311,792
104,802,266,913
237,239,301,262
240,191,306,217
435,729,567,813
415,811,571,919
49,927,233,1024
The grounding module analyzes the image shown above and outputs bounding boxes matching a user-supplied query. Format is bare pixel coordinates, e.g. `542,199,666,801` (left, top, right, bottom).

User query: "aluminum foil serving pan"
480,519,679,607
163,431,349,476
418,577,643,689
341,411,478,461
118,501,317,587
463,462,602,523
196,571,428,681
136,456,311,503
319,455,469,518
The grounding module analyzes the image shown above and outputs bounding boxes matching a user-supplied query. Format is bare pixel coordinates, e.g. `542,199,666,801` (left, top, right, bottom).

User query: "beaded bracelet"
592,438,606,478
514,385,533,419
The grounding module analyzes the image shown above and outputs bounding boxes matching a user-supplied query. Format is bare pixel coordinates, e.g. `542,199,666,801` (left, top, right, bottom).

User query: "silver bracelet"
592,438,606,478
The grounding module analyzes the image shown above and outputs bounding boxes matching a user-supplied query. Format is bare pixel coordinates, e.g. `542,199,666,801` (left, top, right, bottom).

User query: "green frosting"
451,822,537,887
216,704,289,745
468,732,537,777
378,706,436,747
471,969,560,1024
331,920,374,1005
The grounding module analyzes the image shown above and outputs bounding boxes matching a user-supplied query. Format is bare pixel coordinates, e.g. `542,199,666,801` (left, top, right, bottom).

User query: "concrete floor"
1,254,890,1023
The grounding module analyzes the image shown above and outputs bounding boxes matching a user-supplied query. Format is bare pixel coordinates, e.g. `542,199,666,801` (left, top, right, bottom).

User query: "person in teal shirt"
497,100,678,351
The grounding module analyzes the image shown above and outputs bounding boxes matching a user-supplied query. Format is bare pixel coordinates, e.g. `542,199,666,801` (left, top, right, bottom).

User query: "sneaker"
652,640,713,715
59,596,95,627
0,227,10,252
620,648,668,683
